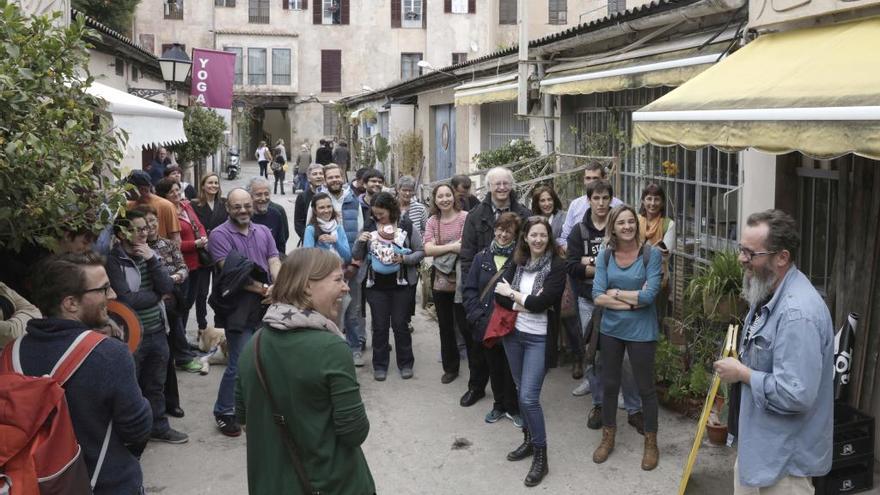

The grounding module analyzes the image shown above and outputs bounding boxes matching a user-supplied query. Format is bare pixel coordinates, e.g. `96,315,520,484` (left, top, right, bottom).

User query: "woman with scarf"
353,192,425,382
492,216,566,487
461,212,523,427
235,248,375,495
423,183,468,385
638,183,675,317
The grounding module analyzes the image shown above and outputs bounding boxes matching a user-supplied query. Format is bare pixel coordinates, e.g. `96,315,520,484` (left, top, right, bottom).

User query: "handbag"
431,222,459,293
197,246,213,267
480,267,517,348
560,279,577,319
254,329,321,495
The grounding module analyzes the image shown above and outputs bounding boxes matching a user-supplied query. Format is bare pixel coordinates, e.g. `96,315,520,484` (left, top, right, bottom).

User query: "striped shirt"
423,211,467,246
403,201,428,234
134,257,164,333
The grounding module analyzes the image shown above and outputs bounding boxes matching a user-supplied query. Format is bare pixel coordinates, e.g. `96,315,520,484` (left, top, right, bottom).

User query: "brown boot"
642,432,659,471
592,426,616,464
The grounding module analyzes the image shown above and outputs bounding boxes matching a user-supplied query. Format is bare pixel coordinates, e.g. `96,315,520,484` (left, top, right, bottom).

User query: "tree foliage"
172,105,227,167
72,0,141,35
0,3,128,252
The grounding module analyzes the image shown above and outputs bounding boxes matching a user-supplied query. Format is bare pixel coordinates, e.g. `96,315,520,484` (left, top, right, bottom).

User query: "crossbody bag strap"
479,266,507,302
254,329,320,495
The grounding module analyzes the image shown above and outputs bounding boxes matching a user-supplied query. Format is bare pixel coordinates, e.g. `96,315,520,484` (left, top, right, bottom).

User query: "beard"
81,303,109,328
742,264,778,307
231,214,251,226
328,182,342,194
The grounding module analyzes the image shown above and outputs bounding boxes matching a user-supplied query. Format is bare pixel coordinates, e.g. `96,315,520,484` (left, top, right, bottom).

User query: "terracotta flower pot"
706,422,728,445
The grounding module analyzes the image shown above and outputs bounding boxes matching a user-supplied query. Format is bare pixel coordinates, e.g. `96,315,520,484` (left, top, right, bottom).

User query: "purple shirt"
208,220,279,280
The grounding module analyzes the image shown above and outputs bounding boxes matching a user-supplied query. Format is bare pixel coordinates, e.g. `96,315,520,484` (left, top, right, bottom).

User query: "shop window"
248,48,267,85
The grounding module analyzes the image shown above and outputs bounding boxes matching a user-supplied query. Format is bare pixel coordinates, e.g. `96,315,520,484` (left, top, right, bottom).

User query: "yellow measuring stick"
678,324,739,495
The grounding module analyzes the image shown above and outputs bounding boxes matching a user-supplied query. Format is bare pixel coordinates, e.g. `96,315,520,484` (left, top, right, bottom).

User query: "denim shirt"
737,266,834,487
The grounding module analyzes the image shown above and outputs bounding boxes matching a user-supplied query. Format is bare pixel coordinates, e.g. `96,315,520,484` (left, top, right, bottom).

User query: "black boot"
507,428,533,461
524,446,548,487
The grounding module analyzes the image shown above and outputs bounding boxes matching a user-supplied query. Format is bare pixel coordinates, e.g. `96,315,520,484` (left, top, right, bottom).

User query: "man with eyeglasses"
207,188,281,437
106,209,189,445
459,167,531,424
7,251,152,494
714,209,833,493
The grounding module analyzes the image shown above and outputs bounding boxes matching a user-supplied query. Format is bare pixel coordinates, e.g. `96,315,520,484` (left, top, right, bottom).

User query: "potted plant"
685,251,745,323
706,385,729,445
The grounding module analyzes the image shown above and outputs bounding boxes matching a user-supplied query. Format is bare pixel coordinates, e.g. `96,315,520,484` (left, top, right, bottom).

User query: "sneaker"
400,367,414,380
587,405,603,430
177,359,203,373
374,369,387,382
151,428,189,444
215,414,241,437
506,413,524,429
485,408,505,423
571,379,591,397
353,352,365,367
628,411,645,435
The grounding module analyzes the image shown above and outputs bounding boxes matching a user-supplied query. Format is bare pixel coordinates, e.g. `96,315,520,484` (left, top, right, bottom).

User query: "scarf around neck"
512,251,553,296
491,240,515,257
639,214,665,246
317,217,338,235
262,302,344,339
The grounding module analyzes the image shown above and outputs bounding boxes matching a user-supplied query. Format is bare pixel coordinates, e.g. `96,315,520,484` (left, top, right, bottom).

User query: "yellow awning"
454,74,518,106
632,17,880,159
540,45,728,96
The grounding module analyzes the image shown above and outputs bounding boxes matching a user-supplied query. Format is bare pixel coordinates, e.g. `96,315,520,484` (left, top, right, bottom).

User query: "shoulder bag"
431,220,459,293
253,329,321,495
481,265,517,348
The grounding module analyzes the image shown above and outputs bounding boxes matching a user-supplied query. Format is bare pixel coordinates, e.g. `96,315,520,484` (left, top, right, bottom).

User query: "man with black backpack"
0,252,152,494
565,180,643,434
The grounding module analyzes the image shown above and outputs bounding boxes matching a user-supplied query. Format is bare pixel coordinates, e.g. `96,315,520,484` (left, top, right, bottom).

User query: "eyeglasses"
82,283,112,296
134,226,150,234
738,245,778,262
491,181,512,189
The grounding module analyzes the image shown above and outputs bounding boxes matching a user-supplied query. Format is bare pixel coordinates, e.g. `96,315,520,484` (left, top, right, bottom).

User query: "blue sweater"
303,224,352,263
18,318,152,495
592,246,663,342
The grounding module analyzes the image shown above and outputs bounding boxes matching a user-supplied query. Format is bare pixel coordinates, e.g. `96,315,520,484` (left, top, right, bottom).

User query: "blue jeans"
344,276,366,353
213,327,255,417
578,297,641,413
503,331,548,447
132,331,170,434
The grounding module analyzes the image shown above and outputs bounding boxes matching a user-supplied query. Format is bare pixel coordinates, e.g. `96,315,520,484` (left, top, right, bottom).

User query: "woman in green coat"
235,248,375,494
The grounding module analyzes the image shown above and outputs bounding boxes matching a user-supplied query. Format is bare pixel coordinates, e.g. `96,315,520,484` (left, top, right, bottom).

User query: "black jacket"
209,250,268,331
316,146,333,165
460,193,531,279
461,247,514,343
495,257,566,369
294,188,317,243
192,197,228,233
565,212,606,298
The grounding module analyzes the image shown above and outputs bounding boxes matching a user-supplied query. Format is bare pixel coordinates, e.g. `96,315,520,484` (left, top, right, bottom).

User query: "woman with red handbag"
492,216,566,487
461,212,522,426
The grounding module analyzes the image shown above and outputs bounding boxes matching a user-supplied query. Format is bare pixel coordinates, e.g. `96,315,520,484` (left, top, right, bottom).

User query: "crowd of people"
0,146,835,495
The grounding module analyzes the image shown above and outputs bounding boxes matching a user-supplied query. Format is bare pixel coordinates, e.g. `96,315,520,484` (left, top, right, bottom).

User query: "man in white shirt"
559,162,623,244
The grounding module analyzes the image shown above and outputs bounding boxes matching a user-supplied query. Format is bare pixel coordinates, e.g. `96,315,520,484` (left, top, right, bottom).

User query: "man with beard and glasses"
714,209,833,494
208,188,281,437
248,177,290,258
322,163,367,365
7,252,152,494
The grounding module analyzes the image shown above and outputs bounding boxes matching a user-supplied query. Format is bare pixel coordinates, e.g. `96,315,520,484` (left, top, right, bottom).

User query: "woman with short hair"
493,216,567,487
353,192,425,381
235,248,375,495
592,205,663,471
423,183,468,384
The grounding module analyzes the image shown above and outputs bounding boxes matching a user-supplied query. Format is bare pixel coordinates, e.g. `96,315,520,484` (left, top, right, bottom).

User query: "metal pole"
517,0,529,117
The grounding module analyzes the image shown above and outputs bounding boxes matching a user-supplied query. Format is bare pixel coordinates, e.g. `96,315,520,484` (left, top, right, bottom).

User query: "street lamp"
417,60,455,77
159,43,192,84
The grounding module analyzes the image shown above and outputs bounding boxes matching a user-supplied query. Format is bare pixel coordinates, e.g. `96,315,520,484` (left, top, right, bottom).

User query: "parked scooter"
226,146,240,180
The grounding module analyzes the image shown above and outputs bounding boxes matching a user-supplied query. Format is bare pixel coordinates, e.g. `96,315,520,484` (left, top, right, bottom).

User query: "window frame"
549,0,567,25
402,0,423,28
322,0,342,24
451,0,468,13
400,52,423,81
224,46,243,85
499,0,516,24
164,0,184,19
247,47,268,85
214,0,235,6
249,0,270,23
272,48,292,86
451,52,468,65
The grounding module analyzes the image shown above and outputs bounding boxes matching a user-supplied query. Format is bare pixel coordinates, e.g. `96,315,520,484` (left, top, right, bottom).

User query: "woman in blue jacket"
304,192,352,264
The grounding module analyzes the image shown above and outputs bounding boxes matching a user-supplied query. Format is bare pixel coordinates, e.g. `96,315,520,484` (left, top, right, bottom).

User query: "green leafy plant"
686,250,744,321
374,134,390,164
72,0,142,35
172,104,227,167
0,4,127,252
395,131,423,178
472,139,540,170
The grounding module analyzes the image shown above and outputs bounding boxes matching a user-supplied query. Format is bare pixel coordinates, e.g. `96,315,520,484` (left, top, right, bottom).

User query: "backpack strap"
602,245,651,269
50,330,107,385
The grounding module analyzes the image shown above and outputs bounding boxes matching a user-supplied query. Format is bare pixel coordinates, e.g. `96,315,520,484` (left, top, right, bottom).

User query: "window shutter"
321,49,342,92
422,0,426,28
303,0,307,8
283,0,289,9
391,0,401,27
340,0,349,24
444,0,451,13
468,0,475,13
313,0,321,23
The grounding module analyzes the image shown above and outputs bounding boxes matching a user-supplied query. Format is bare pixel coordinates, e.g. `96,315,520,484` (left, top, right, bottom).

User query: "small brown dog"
197,326,228,375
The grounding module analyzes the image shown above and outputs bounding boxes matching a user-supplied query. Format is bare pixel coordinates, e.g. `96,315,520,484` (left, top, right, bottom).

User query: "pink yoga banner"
191,48,235,109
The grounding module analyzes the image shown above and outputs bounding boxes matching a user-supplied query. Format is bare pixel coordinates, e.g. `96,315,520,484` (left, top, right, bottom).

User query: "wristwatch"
262,283,270,296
